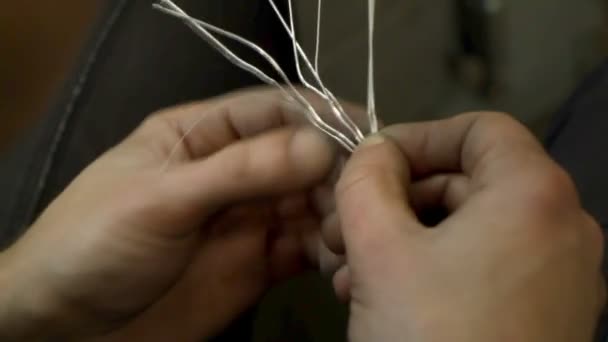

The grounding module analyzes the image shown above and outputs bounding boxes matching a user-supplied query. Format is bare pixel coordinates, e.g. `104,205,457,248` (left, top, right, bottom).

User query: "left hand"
0,88,337,341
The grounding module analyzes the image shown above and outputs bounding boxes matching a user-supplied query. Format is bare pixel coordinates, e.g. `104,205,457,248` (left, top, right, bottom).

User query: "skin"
0,88,339,341
327,113,606,341
0,87,604,341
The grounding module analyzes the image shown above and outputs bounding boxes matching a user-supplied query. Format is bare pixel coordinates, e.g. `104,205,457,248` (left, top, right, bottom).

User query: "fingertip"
332,266,351,302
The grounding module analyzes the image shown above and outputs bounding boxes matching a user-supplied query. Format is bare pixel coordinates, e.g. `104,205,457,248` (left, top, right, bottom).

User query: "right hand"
329,112,606,341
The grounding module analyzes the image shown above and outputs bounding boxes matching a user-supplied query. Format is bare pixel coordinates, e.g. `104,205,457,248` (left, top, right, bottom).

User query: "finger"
333,266,351,302
321,212,345,254
409,174,471,213
336,134,423,258
131,87,365,163
130,87,298,162
164,126,335,219
382,112,548,183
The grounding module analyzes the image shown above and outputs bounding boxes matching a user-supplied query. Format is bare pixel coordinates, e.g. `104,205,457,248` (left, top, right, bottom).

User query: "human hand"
329,113,606,341
0,88,337,341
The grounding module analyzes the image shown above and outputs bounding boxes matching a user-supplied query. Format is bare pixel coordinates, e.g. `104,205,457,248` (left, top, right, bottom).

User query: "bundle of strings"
153,0,379,152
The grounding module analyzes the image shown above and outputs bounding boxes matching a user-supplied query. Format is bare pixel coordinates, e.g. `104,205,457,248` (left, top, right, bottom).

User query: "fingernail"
360,133,386,147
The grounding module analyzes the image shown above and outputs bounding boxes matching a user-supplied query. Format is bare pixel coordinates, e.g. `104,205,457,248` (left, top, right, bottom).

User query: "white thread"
155,1,357,152
276,0,365,143
314,0,322,72
367,0,378,134
153,0,380,154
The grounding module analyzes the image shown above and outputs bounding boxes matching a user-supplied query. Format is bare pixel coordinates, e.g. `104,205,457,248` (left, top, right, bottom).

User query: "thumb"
336,134,423,260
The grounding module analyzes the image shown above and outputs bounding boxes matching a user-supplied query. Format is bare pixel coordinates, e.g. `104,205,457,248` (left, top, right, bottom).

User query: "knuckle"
133,113,191,160
509,167,586,252
226,143,256,179
520,212,586,266
523,167,579,212
140,112,174,135
141,112,188,144
542,166,577,194
139,113,178,141
263,135,294,176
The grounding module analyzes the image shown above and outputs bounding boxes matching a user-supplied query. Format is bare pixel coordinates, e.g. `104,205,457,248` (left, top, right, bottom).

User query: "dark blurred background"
296,0,608,132
0,1,101,149
2,1,608,147
1,1,608,341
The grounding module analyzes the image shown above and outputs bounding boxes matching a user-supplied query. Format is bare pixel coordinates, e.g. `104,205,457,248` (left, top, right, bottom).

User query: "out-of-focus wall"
295,0,608,130
296,0,455,123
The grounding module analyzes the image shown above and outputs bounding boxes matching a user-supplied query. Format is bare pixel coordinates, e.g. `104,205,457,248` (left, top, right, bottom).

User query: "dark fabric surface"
547,62,608,229
544,61,608,342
